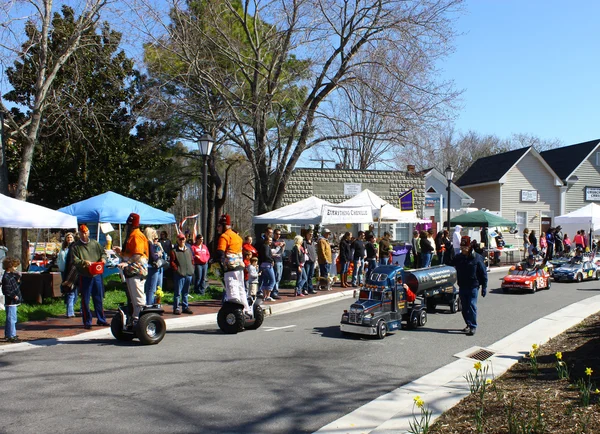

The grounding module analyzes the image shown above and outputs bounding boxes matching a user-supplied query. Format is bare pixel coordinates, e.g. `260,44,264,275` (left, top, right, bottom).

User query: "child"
2,257,22,342
248,257,259,297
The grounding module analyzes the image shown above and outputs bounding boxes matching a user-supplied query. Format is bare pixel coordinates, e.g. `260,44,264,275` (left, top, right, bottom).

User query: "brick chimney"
407,165,415,173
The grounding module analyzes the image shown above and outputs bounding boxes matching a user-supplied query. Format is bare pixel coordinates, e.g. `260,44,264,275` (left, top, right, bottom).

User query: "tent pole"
119,224,122,247
97,221,100,242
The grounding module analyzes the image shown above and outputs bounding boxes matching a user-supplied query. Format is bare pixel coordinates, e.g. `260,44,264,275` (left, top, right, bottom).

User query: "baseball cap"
323,228,331,234
177,233,186,240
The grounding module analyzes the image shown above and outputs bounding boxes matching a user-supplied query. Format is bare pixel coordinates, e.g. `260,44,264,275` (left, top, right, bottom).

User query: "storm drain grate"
466,349,496,361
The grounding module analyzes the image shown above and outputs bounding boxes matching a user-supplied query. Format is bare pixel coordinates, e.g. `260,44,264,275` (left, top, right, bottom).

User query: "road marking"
262,325,296,332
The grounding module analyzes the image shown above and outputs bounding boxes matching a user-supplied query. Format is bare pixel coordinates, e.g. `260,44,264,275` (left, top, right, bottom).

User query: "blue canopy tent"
58,191,176,225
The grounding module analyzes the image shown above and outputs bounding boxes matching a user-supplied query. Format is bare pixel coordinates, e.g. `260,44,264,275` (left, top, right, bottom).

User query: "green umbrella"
450,210,516,228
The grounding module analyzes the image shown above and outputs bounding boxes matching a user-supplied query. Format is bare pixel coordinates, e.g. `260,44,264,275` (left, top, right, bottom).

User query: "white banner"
321,205,373,224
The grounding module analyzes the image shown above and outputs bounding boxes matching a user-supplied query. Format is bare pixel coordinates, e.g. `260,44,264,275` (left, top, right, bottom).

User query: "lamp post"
445,165,454,231
198,134,214,241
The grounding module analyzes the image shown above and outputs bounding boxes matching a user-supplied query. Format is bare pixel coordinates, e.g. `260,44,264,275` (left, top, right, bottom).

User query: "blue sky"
444,0,600,145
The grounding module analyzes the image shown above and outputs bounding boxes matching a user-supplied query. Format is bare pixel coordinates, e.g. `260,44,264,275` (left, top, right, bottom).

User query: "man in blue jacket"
453,236,487,336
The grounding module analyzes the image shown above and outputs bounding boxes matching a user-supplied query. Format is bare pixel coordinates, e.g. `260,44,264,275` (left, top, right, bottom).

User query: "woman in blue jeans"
419,230,434,268
58,233,77,317
258,236,276,301
144,227,164,305
291,235,307,296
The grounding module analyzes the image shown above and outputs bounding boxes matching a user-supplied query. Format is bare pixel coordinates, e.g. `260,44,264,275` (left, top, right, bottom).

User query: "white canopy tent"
0,194,78,229
252,196,333,225
555,203,600,239
339,189,428,223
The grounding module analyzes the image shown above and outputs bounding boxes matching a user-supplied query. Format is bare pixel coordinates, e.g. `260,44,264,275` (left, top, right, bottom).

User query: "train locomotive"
339,265,459,339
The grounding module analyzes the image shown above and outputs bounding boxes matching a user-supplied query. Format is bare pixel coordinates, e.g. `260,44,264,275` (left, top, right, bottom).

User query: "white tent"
339,189,428,223
555,203,600,238
0,194,78,229
252,196,332,225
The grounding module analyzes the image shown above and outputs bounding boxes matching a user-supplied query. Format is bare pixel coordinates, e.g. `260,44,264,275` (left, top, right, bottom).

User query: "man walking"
71,224,108,329
379,232,391,265
453,236,487,336
271,229,284,300
351,231,366,287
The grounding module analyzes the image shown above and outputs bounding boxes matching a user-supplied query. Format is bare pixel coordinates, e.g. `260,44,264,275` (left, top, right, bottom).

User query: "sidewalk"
0,283,354,346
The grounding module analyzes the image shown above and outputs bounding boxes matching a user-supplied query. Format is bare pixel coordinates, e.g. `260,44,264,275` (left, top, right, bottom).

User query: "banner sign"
520,190,538,202
399,189,414,211
321,205,373,224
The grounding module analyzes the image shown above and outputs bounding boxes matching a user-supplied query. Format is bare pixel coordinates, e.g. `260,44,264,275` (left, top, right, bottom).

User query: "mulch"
431,312,600,433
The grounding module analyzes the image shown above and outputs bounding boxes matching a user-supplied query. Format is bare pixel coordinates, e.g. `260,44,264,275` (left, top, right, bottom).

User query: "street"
1,270,599,434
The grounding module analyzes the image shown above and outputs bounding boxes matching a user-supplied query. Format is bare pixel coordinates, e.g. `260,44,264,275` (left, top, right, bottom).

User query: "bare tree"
129,0,463,216
0,0,112,199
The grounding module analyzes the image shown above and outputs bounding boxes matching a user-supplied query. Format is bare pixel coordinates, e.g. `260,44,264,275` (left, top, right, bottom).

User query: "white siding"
502,152,560,249
566,151,600,213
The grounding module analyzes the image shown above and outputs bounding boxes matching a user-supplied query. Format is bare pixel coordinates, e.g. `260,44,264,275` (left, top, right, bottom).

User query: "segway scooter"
111,286,166,345
217,271,265,334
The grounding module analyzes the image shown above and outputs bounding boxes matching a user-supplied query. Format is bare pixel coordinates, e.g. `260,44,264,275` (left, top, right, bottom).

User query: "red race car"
501,266,551,294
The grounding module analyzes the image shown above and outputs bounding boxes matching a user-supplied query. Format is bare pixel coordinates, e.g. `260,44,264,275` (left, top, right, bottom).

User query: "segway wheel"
217,303,245,334
135,313,166,345
376,320,387,339
111,313,134,342
244,305,265,330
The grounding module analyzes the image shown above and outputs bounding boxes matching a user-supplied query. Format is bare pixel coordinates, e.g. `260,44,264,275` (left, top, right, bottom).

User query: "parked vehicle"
339,265,459,339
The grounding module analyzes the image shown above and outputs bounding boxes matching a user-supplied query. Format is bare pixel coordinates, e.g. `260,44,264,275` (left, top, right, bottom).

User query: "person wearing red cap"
116,213,150,322
71,224,108,329
216,214,249,311
453,235,487,336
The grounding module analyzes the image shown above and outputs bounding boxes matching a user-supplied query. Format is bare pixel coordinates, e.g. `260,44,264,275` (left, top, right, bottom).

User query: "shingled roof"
455,147,530,187
540,139,600,181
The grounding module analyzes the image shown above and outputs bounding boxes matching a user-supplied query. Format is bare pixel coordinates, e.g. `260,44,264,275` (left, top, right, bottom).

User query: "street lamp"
445,165,454,232
198,133,214,241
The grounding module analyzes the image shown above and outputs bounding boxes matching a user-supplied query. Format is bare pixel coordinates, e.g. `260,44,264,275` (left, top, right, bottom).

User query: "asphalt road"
1,270,599,434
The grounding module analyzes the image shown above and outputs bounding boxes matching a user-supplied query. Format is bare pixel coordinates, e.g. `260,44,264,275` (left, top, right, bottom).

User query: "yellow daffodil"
413,396,425,408
585,367,593,376
155,288,165,298
486,379,492,385
555,351,562,360
532,343,539,351
413,395,421,403
474,361,482,371
595,388,600,394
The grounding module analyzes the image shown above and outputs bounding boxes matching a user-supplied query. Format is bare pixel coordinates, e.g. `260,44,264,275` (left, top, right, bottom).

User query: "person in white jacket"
452,225,463,255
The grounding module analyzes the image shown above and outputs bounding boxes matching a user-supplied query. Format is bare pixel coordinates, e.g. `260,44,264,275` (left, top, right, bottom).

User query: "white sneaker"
265,297,274,301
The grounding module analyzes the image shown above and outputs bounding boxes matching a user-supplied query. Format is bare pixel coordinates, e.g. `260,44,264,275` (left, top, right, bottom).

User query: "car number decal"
588,270,594,278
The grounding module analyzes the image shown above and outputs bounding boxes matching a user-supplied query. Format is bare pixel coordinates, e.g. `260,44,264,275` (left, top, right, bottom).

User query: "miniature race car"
501,266,551,294
552,261,600,283
339,265,459,339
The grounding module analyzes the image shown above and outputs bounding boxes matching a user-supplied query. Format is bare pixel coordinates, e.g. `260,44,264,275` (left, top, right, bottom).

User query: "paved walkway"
0,283,353,345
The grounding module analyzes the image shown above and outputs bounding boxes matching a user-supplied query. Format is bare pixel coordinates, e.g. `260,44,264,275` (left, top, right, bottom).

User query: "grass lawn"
0,273,223,326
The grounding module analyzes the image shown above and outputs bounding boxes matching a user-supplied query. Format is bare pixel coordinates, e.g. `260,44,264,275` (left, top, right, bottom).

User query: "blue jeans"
352,260,364,285
157,267,164,290
379,257,389,265
65,291,77,317
295,267,307,294
421,252,432,268
173,274,192,310
459,287,478,329
303,261,315,290
366,259,377,279
259,263,275,291
145,267,161,305
5,305,17,338
273,260,283,295
194,263,208,295
79,274,106,326
319,263,331,279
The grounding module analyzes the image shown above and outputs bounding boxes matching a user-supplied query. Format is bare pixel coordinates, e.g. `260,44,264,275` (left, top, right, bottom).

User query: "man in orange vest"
216,214,248,312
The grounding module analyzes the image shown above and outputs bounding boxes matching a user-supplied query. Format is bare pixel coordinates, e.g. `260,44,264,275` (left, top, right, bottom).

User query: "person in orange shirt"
116,213,149,322
216,214,248,312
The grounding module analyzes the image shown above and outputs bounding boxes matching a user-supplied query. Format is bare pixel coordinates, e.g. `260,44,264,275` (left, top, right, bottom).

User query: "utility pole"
310,157,335,169
332,146,361,169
